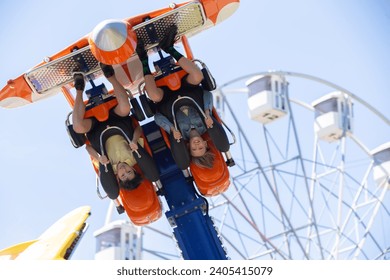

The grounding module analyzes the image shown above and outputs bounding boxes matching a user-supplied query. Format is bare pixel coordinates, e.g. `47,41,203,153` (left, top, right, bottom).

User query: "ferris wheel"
94,70,390,260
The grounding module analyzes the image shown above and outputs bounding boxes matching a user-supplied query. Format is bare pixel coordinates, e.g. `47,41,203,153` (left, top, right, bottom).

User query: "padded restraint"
66,124,87,148
99,162,120,200
155,66,187,91
65,112,86,148
84,90,118,122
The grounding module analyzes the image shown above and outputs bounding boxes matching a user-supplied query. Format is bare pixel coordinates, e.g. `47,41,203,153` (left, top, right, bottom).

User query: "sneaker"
226,158,236,167
158,25,178,53
116,205,125,215
136,38,148,61
185,175,194,184
100,62,115,78
73,73,85,91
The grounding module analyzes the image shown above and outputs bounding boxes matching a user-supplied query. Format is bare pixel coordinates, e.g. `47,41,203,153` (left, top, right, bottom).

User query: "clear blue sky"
0,0,389,260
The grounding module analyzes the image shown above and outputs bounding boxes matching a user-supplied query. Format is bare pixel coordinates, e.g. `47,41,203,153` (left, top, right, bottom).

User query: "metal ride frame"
135,70,390,260
5,0,388,260
22,2,232,260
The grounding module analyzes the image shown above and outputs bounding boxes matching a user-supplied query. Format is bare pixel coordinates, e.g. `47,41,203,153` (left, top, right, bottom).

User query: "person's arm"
132,125,142,143
203,90,213,115
203,90,214,128
154,112,182,140
129,125,142,150
85,144,109,165
154,112,174,133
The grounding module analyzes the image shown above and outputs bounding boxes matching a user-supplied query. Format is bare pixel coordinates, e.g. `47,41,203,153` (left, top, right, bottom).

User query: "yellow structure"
0,206,90,260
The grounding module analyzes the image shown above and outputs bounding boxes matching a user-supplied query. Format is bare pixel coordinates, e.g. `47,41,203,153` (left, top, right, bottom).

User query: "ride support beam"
142,121,227,260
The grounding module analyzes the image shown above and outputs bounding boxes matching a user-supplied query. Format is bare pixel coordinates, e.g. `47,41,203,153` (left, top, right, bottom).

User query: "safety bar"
171,96,207,130
96,176,108,200
171,96,236,145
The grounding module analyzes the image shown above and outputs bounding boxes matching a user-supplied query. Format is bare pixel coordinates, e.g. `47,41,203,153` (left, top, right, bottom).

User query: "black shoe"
136,38,148,61
185,175,194,184
226,158,235,167
100,62,115,78
158,25,178,53
156,188,166,196
116,205,125,215
73,73,85,91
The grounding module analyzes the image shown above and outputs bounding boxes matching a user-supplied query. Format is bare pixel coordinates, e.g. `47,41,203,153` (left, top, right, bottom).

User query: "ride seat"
118,117,162,225
84,94,118,122
84,87,145,122
158,100,232,194
119,165,162,226
65,86,118,148
190,133,230,196
160,122,231,196
65,112,87,148
92,156,162,225
155,66,187,91
66,86,146,148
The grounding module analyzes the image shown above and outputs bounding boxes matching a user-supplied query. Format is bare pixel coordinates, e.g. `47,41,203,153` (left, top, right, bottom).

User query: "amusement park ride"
1,0,390,261
0,0,240,260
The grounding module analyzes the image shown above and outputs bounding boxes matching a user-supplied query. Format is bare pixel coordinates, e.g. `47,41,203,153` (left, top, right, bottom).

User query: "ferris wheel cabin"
246,75,288,124
371,142,390,189
311,91,354,142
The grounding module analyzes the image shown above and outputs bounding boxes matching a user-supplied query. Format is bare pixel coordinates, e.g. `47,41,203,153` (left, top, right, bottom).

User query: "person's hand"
98,155,110,165
129,141,138,151
172,128,182,140
205,116,214,128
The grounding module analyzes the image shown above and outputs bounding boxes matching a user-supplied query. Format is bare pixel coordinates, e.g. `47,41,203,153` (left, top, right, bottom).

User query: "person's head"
189,129,215,169
188,129,208,157
117,162,143,190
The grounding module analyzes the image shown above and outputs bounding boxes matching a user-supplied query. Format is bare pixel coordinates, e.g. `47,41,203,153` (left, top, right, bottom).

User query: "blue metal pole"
142,121,227,260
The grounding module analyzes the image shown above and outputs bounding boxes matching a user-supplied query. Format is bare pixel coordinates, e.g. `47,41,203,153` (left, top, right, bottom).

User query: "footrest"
134,2,206,51
24,2,206,96
25,46,101,95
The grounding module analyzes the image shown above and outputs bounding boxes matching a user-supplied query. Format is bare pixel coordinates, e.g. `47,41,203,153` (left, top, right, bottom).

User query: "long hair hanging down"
191,150,215,169
118,172,143,190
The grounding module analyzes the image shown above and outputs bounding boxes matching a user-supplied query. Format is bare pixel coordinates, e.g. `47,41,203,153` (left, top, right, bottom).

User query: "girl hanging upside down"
72,63,160,213
136,25,234,170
